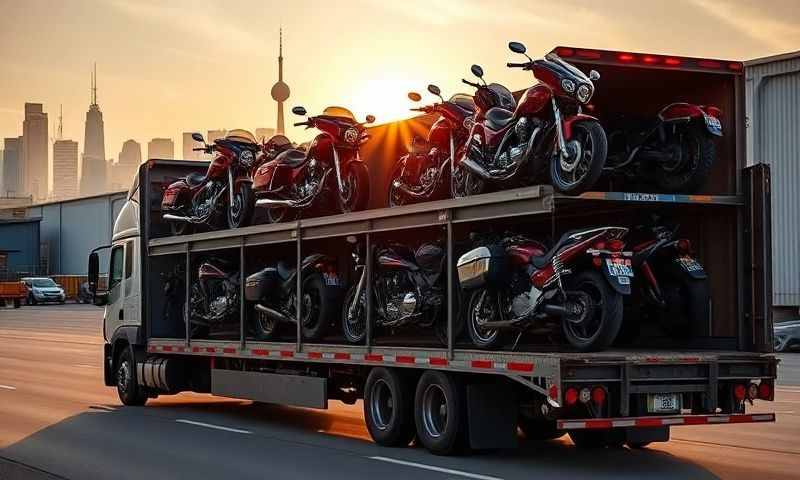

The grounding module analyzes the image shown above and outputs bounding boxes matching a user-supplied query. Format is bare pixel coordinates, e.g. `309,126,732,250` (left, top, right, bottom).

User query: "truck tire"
116,346,147,406
364,368,415,447
414,371,467,455
13,298,21,308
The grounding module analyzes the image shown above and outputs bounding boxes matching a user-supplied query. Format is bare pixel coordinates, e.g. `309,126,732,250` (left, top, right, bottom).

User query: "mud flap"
625,426,670,444
466,382,518,449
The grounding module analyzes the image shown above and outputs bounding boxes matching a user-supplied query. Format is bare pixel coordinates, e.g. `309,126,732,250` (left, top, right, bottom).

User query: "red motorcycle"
253,106,373,223
162,130,259,235
457,227,633,352
456,41,607,196
387,84,475,206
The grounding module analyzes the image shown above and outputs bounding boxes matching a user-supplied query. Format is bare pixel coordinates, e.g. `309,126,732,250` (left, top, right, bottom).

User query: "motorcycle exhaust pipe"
459,157,495,181
255,169,331,209
163,213,204,224
254,303,293,324
542,304,569,317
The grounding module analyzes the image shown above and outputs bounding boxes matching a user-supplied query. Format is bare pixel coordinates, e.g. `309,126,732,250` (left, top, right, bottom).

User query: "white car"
22,277,66,305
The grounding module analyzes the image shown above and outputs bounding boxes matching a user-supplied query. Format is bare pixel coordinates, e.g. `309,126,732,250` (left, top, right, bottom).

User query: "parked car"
21,277,66,305
774,320,800,352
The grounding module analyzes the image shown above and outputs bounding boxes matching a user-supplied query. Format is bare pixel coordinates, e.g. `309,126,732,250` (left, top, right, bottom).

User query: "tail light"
747,383,759,400
592,257,603,268
703,106,723,119
758,382,772,400
733,384,746,402
565,387,579,405
676,239,692,253
607,239,625,252
591,387,606,405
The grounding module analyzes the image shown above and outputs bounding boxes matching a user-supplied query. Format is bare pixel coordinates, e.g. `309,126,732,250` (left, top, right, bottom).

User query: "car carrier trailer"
89,46,777,455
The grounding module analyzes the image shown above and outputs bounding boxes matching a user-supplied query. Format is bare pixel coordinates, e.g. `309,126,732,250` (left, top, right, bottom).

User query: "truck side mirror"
88,252,108,306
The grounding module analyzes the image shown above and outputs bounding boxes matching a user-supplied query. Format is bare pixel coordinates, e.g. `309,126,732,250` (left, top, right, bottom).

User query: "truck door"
105,244,125,339
743,163,772,352
122,239,140,326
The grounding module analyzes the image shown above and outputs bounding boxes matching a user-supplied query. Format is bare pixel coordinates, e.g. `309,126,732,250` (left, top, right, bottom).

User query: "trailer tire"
364,368,415,447
116,346,147,406
414,371,467,455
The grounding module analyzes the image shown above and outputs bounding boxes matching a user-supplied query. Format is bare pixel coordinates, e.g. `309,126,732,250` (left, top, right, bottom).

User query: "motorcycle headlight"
344,127,359,144
576,84,592,104
561,79,576,93
463,116,474,131
239,150,254,167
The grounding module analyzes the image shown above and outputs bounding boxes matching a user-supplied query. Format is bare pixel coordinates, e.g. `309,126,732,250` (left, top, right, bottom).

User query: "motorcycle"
605,103,722,192
456,41,606,196
387,84,475,206
623,220,710,339
253,106,374,223
186,257,239,338
161,130,260,235
245,254,343,342
341,238,460,345
457,227,633,352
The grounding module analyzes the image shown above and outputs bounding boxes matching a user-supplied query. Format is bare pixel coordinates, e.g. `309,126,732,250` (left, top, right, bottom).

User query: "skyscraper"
182,132,204,160
270,28,290,135
52,140,79,200
22,103,48,200
2,137,22,197
112,139,142,190
80,64,107,196
255,127,275,143
147,138,174,159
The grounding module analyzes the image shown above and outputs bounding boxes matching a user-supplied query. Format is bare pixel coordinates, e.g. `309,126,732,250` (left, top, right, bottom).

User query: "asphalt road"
1,304,798,480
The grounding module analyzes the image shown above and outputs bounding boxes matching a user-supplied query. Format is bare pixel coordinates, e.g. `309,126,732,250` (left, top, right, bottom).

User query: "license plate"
704,114,722,135
605,259,634,278
323,273,341,286
675,256,703,273
647,393,681,413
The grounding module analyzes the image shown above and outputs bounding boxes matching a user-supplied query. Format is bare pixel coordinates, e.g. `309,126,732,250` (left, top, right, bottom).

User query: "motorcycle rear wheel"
654,126,714,193
550,120,606,195
562,270,623,352
656,276,710,338
466,288,507,350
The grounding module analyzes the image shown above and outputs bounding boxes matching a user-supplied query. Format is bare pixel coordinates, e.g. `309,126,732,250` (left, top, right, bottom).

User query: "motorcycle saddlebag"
244,268,279,302
161,180,188,210
457,245,506,290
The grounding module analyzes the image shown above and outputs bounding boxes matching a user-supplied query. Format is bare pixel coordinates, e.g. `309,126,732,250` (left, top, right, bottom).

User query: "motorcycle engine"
195,181,224,219
508,270,540,318
297,161,322,198
383,272,417,323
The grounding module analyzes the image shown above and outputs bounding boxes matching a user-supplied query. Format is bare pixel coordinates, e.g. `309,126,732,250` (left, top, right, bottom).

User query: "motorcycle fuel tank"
514,84,551,118
198,262,228,280
415,243,444,271
377,252,418,271
507,243,546,268
427,117,452,150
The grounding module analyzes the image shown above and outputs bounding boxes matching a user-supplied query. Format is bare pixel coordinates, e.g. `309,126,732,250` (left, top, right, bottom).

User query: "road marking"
369,456,503,480
175,419,252,434
89,405,117,412
0,384,16,390
74,364,99,369
777,387,800,393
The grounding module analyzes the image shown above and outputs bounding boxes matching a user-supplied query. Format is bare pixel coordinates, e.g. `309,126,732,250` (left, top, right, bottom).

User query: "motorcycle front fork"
552,99,569,159
347,264,367,320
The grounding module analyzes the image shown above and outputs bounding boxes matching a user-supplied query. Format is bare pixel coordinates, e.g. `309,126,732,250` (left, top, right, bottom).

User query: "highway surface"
1,304,798,480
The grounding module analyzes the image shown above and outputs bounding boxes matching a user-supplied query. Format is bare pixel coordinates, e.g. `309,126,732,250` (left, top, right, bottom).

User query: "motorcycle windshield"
449,93,476,113
544,53,591,84
487,83,516,110
322,106,357,122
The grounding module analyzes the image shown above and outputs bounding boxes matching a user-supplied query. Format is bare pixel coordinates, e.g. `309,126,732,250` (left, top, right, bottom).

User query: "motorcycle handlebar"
462,78,479,88
293,121,309,127
192,147,205,151
506,62,528,68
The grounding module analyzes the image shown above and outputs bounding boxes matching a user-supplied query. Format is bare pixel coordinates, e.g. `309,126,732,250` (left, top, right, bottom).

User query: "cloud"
688,0,800,52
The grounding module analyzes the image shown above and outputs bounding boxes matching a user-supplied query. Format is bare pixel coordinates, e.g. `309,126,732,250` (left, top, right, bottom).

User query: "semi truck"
88,46,777,455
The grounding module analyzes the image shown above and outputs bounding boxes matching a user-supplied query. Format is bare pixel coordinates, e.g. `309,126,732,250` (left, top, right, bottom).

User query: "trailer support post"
365,232,373,352
240,239,245,351
446,209,454,360
296,221,302,353
185,249,190,348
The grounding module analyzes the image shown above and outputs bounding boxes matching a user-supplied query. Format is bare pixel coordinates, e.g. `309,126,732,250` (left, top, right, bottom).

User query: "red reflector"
734,384,746,401
677,239,691,253
698,59,722,69
642,55,659,64
759,383,772,400
592,257,603,268
591,387,606,405
576,49,601,59
565,387,579,405
664,57,682,66
607,239,625,252
556,47,575,57
728,62,743,71
594,241,606,250
618,53,635,62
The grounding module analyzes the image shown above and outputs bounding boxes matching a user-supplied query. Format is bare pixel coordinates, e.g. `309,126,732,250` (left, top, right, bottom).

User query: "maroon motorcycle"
456,41,607,196
253,106,373,223
161,130,259,235
387,84,475,206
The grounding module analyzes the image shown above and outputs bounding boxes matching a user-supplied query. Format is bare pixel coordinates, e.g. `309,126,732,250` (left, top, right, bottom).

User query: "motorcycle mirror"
508,41,527,54
471,64,484,79
292,106,307,116
427,84,441,97
191,132,205,143
589,70,600,82
365,114,376,124
407,92,422,102
346,235,358,244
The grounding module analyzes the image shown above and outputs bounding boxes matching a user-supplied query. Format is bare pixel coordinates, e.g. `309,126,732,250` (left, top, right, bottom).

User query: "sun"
347,72,427,125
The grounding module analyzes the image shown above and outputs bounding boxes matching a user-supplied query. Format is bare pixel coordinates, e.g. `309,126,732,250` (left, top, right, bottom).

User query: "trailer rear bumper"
558,412,775,430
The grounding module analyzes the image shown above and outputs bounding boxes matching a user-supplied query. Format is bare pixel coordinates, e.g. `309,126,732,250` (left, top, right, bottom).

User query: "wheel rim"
452,164,483,198
229,192,243,226
422,384,448,438
267,207,288,223
555,124,594,187
300,289,320,328
369,379,394,431
340,171,358,212
256,309,277,336
661,131,700,182
344,290,366,341
388,181,406,207
117,360,131,394
470,290,500,344
564,281,603,342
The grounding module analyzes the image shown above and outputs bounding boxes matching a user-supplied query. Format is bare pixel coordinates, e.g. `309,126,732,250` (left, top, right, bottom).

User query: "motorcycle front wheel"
266,206,298,224
341,284,368,344
339,162,370,213
451,163,485,198
169,220,192,236
227,183,254,229
466,288,507,350
654,126,714,193
550,120,607,195
562,270,623,352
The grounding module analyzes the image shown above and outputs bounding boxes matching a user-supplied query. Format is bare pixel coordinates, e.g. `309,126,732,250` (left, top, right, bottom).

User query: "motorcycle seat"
530,230,582,269
485,107,515,131
275,149,308,168
185,172,206,186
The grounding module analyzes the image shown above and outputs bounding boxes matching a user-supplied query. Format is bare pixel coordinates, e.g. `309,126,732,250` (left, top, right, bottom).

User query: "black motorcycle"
623,220,710,339
341,238,460,345
186,257,240,338
245,254,343,342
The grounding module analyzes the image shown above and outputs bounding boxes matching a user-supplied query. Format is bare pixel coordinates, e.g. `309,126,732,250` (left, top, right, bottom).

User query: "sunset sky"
1,0,798,162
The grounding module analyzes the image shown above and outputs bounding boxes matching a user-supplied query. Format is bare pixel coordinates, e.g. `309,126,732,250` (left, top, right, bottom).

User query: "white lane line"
175,419,252,434
74,364,99,368
777,387,800,393
0,384,16,390
369,456,503,480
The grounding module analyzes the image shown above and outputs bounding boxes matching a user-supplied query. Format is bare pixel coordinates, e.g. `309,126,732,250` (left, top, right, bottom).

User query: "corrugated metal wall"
746,54,800,307
26,192,127,275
